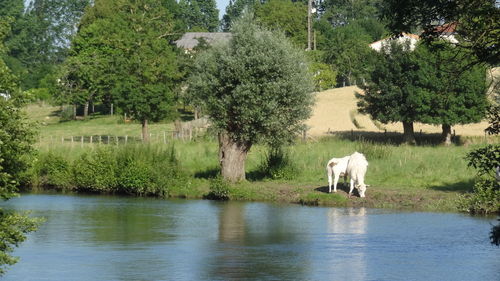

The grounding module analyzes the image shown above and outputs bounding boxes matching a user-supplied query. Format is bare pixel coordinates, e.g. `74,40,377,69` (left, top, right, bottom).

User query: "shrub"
117,159,156,195
35,153,73,189
73,148,117,192
258,147,298,180
206,176,230,200
457,178,500,215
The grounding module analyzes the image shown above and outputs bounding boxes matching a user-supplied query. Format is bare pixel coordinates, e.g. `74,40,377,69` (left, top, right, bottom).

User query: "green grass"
25,103,176,146
31,136,496,212
25,102,499,212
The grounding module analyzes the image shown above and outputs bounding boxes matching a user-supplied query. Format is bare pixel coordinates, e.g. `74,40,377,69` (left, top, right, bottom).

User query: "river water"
2,193,499,281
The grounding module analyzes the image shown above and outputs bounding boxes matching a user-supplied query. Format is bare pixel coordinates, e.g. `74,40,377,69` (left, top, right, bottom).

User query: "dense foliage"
0,18,39,275
31,146,185,197
1,0,90,90
178,0,219,32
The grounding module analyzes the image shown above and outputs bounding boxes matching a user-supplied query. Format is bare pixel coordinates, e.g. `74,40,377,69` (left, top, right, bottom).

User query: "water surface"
3,193,499,281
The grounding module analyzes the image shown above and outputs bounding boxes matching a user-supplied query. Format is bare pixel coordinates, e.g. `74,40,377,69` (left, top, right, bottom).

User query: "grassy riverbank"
26,135,498,212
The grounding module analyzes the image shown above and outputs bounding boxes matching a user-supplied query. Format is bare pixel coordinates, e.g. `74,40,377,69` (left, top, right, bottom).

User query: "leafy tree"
322,22,377,86
3,0,90,90
178,0,219,32
65,0,180,140
319,0,383,27
381,0,499,65
413,42,489,145
357,40,422,144
307,51,337,91
254,0,307,48
0,17,39,276
188,14,314,182
221,0,256,31
315,0,386,86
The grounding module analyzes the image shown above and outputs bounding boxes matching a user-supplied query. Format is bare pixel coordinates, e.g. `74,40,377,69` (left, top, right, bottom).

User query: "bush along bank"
27,145,187,197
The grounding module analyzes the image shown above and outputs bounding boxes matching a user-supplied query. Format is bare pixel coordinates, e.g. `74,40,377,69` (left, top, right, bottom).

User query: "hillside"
306,86,490,137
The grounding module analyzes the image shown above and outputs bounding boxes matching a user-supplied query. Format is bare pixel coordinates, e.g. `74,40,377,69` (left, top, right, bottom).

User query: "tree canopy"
381,0,499,65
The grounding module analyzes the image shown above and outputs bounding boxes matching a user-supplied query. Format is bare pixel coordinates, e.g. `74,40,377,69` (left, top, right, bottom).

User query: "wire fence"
37,128,208,147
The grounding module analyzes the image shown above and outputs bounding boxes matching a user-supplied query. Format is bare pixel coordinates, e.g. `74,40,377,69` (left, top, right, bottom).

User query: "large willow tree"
188,14,314,182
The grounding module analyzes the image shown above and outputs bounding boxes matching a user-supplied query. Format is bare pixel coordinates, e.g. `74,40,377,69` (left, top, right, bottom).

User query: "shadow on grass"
330,130,463,146
194,168,219,179
246,170,266,182
428,179,475,193
314,183,352,194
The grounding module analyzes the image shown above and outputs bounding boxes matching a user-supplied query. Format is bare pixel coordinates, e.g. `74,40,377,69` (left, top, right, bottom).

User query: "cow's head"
357,184,367,198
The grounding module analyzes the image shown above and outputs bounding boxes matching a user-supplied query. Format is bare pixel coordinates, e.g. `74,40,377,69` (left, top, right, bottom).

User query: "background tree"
0,17,39,276
178,0,219,32
254,0,307,48
221,0,256,31
413,42,489,145
315,0,386,86
381,0,499,65
2,0,90,90
357,41,422,144
188,14,314,182
64,0,180,140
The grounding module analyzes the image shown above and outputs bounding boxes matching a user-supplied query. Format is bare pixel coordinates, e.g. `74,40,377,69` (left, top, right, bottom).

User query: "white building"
369,32,420,52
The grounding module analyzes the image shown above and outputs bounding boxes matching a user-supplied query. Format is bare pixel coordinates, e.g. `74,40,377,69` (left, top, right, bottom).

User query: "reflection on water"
2,194,499,281
325,208,367,281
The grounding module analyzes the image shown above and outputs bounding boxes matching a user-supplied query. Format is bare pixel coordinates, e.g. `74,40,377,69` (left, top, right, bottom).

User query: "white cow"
346,152,369,198
326,156,350,193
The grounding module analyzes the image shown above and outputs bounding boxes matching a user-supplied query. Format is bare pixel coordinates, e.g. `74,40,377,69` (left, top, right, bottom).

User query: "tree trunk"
142,119,149,142
441,124,452,146
194,106,199,120
83,102,89,119
73,104,77,120
402,121,416,144
110,103,114,116
91,102,95,113
218,132,251,182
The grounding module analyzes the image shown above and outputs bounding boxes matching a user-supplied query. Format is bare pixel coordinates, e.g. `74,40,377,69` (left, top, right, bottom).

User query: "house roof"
174,32,232,49
432,22,458,35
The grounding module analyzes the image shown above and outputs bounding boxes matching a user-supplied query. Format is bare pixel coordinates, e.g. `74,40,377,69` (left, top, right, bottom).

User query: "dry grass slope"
306,86,489,137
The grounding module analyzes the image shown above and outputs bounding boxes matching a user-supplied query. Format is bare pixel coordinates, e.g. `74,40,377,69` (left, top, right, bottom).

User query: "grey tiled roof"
174,32,232,49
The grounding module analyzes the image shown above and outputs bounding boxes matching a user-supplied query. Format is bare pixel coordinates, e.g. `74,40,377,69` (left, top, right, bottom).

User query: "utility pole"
307,0,312,51
307,0,317,51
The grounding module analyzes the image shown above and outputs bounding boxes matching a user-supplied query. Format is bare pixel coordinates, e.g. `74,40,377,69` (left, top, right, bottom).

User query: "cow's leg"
328,174,332,193
333,174,339,193
348,178,355,197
